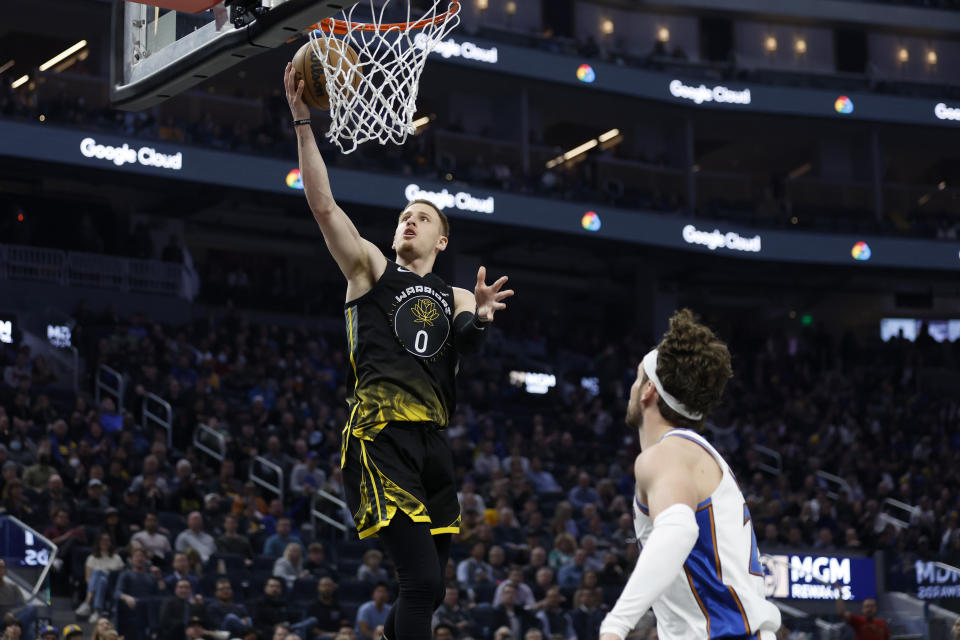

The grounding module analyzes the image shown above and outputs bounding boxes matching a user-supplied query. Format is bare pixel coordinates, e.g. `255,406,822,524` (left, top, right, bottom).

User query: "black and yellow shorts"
343,421,461,539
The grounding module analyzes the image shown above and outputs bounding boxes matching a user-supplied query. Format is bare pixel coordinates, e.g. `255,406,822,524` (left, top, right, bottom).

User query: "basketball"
291,39,362,111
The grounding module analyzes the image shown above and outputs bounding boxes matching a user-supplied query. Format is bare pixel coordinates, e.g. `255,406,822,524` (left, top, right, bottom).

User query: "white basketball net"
308,1,461,154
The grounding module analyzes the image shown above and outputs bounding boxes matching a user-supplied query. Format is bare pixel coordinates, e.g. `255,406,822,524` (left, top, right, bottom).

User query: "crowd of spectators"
0,299,959,640
2,36,958,241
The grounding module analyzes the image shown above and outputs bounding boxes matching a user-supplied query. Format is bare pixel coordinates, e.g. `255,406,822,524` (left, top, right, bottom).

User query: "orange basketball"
292,39,362,111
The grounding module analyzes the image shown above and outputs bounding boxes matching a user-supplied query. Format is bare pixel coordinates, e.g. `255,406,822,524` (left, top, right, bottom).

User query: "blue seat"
339,579,373,604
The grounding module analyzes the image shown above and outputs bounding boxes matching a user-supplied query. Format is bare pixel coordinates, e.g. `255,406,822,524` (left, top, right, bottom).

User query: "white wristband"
599,503,699,639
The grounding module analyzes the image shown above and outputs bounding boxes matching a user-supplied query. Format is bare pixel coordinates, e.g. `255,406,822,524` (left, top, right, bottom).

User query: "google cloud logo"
581,211,601,231
286,169,304,189
576,64,596,83
834,96,854,114
851,241,871,261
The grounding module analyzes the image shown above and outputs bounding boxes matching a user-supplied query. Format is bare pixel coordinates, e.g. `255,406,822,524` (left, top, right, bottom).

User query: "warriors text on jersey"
633,429,781,640
342,260,458,443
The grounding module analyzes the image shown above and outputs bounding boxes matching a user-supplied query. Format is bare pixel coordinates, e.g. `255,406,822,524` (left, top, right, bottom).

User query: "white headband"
641,349,703,421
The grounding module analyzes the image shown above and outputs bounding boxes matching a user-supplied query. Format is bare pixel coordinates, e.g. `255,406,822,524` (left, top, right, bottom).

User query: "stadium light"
657,27,670,43
794,38,807,55
926,50,937,65
0,60,13,75
764,36,777,53
897,47,909,63
39,40,88,72
504,1,516,15
601,19,614,36
476,0,488,9
598,128,620,143
10,74,28,89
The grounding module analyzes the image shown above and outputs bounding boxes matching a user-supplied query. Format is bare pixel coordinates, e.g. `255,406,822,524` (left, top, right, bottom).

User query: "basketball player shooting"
600,310,781,640
284,63,514,640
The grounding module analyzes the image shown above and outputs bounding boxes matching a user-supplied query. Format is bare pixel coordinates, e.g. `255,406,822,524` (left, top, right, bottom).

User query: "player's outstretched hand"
475,265,514,322
284,62,310,121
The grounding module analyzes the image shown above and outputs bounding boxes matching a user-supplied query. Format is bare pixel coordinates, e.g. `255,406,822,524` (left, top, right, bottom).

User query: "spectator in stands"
129,456,169,496
273,543,309,589
432,584,472,637
303,543,336,579
570,589,604,640
557,550,587,589
38,475,74,525
0,560,36,640
597,552,625,587
170,461,204,515
78,479,109,525
567,473,599,510
836,593,891,640
432,623,454,640
91,616,115,640
579,536,604,572
487,546,509,582
548,534,576,570
356,550,388,584
253,578,290,640
102,507,130,548
1,619,22,640
530,567,555,601
216,513,253,560
115,547,163,640
164,552,199,592
305,577,343,639
530,586,574,640
37,625,57,640
456,543,492,590
206,578,252,638
491,583,541,639
523,547,548,585
263,517,303,558
43,508,87,558
131,513,172,563
354,583,391,640
951,617,959,640
549,504,578,539
21,449,55,492
527,458,560,494
158,579,206,640
118,489,145,533
493,569,534,609
75,531,124,620
176,512,216,563
290,452,326,494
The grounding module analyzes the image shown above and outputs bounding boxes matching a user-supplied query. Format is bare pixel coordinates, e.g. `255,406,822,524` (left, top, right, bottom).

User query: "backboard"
110,0,355,110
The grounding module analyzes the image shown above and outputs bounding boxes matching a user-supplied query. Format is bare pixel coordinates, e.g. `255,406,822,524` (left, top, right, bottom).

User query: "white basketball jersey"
633,429,781,640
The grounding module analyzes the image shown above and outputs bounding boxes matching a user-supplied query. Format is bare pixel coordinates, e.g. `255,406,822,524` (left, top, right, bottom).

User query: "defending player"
284,64,514,640
600,310,781,640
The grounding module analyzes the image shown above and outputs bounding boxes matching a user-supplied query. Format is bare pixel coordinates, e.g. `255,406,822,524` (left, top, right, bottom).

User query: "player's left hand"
474,266,514,322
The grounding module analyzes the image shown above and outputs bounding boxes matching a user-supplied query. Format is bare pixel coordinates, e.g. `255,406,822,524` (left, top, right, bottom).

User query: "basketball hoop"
306,1,460,154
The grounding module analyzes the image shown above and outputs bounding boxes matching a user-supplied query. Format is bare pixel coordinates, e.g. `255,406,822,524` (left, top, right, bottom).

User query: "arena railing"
95,364,126,414
250,456,284,501
816,471,852,500
193,423,227,464
753,444,783,475
0,243,191,299
143,392,173,450
310,489,350,539
880,498,920,530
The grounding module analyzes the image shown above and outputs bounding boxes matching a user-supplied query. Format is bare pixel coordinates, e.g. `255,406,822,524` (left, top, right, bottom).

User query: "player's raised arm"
284,63,384,295
599,448,700,640
451,266,514,353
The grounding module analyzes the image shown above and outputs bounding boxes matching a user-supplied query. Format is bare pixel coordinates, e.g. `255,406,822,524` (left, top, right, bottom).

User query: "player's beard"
625,398,643,431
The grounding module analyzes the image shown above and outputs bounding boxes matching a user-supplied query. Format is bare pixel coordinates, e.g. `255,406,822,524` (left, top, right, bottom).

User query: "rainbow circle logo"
576,64,596,83
581,211,601,231
286,169,304,189
851,241,871,261
834,96,854,114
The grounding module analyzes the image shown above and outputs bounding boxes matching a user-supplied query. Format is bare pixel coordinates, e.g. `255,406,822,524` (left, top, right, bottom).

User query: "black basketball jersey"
342,259,458,440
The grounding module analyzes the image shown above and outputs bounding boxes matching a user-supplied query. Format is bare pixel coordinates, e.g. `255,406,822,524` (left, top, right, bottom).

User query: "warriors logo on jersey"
392,284,452,359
